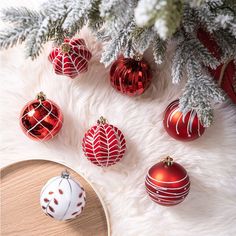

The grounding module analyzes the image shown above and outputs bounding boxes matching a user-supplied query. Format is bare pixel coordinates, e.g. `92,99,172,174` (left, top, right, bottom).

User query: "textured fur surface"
1,1,236,235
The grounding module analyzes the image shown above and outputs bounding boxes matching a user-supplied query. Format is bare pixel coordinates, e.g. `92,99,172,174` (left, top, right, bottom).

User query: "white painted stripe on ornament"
146,186,190,198
198,116,201,137
26,103,53,135
85,154,122,159
22,102,41,119
146,188,189,199
32,102,62,141
147,192,185,204
147,172,188,184
146,178,190,191
175,111,183,135
187,110,194,137
150,197,184,205
166,100,178,112
111,127,120,166
91,126,103,167
146,181,191,194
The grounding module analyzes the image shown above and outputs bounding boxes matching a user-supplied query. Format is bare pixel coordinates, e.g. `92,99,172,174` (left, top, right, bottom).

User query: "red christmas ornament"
48,38,92,79
197,29,236,103
110,55,152,96
145,156,190,206
82,117,126,167
20,92,63,141
163,100,205,141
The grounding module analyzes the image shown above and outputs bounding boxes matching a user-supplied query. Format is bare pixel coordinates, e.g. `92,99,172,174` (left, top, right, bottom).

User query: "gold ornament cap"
97,116,107,125
163,156,174,167
36,91,46,101
61,43,71,53
61,170,70,179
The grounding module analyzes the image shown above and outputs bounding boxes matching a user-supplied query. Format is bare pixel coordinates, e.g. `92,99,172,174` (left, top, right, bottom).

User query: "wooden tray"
0,160,110,236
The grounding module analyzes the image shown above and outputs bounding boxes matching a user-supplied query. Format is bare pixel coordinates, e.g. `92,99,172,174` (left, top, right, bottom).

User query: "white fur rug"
1,1,236,236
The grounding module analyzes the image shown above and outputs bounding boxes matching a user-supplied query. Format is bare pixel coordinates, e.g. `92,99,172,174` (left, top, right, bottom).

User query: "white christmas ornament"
40,171,86,221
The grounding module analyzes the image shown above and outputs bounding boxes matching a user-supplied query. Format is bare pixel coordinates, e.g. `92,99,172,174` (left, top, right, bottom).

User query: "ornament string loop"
36,91,46,102
61,170,70,179
61,43,72,53
163,156,173,166
97,116,107,125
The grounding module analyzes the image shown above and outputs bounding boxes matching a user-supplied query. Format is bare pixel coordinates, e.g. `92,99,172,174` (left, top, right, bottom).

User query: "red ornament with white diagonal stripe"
82,117,126,167
20,92,63,141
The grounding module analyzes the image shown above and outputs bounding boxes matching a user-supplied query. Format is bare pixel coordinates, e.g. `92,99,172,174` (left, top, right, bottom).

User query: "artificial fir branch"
0,0,235,126
152,36,167,64
180,58,225,127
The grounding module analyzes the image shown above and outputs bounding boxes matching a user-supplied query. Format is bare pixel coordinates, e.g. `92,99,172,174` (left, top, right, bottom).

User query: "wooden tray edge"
0,158,111,236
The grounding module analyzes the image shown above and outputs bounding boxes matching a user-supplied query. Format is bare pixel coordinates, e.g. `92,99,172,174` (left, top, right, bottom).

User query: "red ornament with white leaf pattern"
82,117,126,167
48,38,92,79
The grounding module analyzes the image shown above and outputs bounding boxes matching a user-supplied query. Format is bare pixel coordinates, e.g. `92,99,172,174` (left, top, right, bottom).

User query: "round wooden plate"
0,160,110,236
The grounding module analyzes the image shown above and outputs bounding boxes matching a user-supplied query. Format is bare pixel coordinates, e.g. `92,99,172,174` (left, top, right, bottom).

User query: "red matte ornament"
82,117,126,167
110,55,152,96
163,100,205,141
145,157,190,206
20,92,63,141
48,38,92,79
197,29,236,103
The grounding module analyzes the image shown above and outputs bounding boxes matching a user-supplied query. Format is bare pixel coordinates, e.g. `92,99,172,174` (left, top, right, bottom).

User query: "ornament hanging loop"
36,91,46,102
97,116,107,125
61,43,72,53
163,156,173,167
133,52,143,61
61,169,70,179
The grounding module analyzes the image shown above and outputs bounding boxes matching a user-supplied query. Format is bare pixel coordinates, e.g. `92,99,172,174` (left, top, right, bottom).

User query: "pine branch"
25,17,51,59
100,21,136,66
132,27,155,54
1,7,40,25
152,36,167,64
135,0,183,39
0,27,32,49
179,58,225,127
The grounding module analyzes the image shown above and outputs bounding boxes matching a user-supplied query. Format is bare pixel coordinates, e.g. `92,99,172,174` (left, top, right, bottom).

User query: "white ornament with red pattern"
82,117,126,167
48,38,92,79
40,171,86,221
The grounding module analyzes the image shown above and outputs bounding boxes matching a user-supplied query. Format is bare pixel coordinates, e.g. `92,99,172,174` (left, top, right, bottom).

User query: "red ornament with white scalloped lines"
20,92,63,141
163,100,205,141
145,157,190,206
82,117,126,167
48,38,92,79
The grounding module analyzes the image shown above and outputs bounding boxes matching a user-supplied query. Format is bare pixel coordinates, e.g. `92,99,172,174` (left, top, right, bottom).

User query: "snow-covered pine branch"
179,58,225,127
0,0,235,126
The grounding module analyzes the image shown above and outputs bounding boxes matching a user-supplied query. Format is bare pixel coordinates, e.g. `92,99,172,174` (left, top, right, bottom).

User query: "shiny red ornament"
48,38,92,79
82,117,126,167
110,55,152,96
20,92,63,141
163,100,205,141
145,157,190,206
197,29,236,103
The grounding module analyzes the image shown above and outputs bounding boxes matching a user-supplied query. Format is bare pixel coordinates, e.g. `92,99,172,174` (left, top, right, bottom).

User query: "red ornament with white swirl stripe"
145,157,190,206
48,38,92,79
82,117,126,167
163,100,205,141
20,92,63,141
